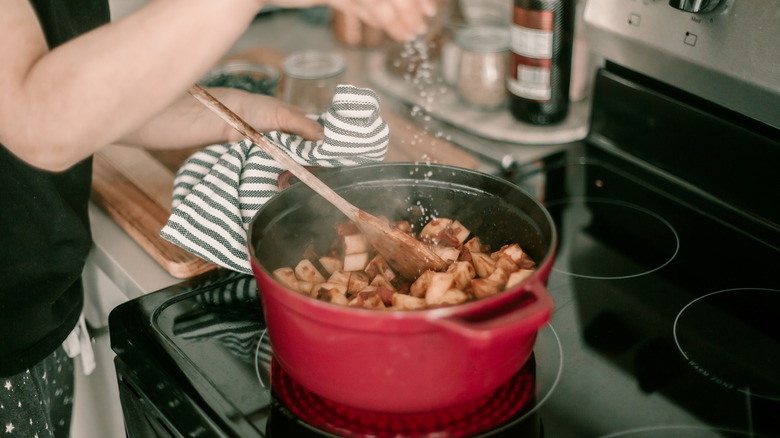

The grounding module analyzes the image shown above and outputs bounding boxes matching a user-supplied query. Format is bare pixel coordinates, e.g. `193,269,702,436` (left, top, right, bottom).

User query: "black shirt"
0,0,110,376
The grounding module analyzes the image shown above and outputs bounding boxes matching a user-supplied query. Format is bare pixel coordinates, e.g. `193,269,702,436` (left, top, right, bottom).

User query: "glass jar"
282,51,346,115
454,26,511,111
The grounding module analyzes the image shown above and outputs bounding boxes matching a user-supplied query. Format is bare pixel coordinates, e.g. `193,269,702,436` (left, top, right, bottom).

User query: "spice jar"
282,51,346,115
454,26,510,111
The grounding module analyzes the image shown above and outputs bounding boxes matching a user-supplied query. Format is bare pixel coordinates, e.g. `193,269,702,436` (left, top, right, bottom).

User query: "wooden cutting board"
90,47,478,279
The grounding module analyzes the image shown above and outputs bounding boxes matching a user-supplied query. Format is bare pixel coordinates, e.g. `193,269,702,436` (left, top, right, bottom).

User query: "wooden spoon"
189,85,447,280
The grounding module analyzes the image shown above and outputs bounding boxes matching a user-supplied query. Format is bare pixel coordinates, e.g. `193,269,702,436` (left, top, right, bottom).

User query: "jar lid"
455,26,510,53
283,51,346,80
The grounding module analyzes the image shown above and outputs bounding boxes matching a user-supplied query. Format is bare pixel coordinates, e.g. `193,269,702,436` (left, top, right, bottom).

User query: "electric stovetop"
110,138,780,437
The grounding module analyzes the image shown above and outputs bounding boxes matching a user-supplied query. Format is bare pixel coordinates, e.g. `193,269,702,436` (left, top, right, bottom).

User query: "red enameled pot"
248,163,557,413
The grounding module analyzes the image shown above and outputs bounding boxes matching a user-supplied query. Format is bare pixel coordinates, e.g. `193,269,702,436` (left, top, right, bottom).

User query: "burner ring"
597,424,771,437
545,197,680,280
673,288,780,401
254,328,273,390
256,323,564,437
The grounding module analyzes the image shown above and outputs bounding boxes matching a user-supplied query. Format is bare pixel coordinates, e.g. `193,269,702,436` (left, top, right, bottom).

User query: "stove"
109,1,779,437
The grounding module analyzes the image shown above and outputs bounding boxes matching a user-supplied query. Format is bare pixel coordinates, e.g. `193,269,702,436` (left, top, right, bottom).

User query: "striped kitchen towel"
160,85,389,274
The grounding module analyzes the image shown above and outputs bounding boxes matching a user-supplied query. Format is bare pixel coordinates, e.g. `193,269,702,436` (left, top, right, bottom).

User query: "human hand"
120,87,324,152
268,0,438,41
217,88,325,142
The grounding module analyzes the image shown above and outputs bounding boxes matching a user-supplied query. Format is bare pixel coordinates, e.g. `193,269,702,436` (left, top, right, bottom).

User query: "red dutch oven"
248,163,557,413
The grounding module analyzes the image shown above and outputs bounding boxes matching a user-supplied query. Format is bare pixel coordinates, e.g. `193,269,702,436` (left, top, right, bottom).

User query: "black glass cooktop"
109,138,780,437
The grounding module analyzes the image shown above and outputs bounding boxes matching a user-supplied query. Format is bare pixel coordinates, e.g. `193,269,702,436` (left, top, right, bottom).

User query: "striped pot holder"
160,85,389,274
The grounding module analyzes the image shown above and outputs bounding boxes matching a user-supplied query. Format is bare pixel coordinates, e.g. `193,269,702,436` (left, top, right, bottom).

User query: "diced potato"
410,270,436,298
495,245,535,269
275,214,537,310
420,218,453,242
311,282,347,297
439,289,469,306
343,252,370,272
348,286,377,303
486,267,511,284
370,273,396,291
363,294,386,309
518,254,537,270
450,220,470,244
351,291,386,309
365,255,396,282
316,287,350,305
312,285,349,305
347,271,370,295
297,280,314,295
446,261,476,290
294,259,326,283
343,234,370,255
506,269,534,289
328,270,351,286
318,256,343,275
495,254,520,274
424,272,455,306
391,293,427,310
471,278,503,299
496,244,526,265
471,252,497,278
273,267,299,291
333,293,350,305
463,237,488,254
432,245,461,263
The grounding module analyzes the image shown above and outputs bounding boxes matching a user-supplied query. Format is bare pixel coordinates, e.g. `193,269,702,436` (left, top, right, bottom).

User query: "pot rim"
248,162,558,322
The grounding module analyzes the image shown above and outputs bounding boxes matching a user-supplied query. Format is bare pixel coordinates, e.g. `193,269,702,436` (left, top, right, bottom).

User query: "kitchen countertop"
85,9,585,309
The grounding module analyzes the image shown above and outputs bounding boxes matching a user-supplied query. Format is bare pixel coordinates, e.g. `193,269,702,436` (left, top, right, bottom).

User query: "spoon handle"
189,84,359,221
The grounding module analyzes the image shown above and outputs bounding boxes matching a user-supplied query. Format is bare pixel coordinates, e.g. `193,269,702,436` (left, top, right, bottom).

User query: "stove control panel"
584,0,779,129
668,0,721,14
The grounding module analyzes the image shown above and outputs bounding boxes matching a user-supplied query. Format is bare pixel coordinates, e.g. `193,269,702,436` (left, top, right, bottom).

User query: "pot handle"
427,279,554,344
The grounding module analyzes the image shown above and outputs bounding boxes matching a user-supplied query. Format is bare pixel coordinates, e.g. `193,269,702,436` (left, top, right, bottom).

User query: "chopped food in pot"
272,217,537,310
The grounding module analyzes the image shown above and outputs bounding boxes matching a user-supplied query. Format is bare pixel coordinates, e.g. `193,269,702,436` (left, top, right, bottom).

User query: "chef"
0,0,435,436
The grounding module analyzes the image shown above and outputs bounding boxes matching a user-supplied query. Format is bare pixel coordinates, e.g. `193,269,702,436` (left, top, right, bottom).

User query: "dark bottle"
507,0,575,125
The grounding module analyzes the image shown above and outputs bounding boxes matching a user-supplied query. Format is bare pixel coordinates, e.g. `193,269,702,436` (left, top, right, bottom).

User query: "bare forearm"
0,0,262,170
118,88,247,150
120,87,326,150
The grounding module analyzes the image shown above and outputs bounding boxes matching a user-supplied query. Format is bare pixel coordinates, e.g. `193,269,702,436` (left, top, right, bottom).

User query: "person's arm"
0,0,264,171
118,87,326,150
0,0,434,172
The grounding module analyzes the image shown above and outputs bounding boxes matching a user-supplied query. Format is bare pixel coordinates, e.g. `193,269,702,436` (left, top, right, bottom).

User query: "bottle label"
508,7,554,102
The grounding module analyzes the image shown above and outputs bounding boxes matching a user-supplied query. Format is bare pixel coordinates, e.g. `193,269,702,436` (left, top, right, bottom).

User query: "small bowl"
200,61,280,96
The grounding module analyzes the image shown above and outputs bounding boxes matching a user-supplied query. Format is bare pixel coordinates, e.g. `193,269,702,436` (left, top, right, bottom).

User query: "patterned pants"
0,346,75,438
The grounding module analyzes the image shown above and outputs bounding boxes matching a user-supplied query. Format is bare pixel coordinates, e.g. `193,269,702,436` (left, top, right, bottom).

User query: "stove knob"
668,0,720,13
